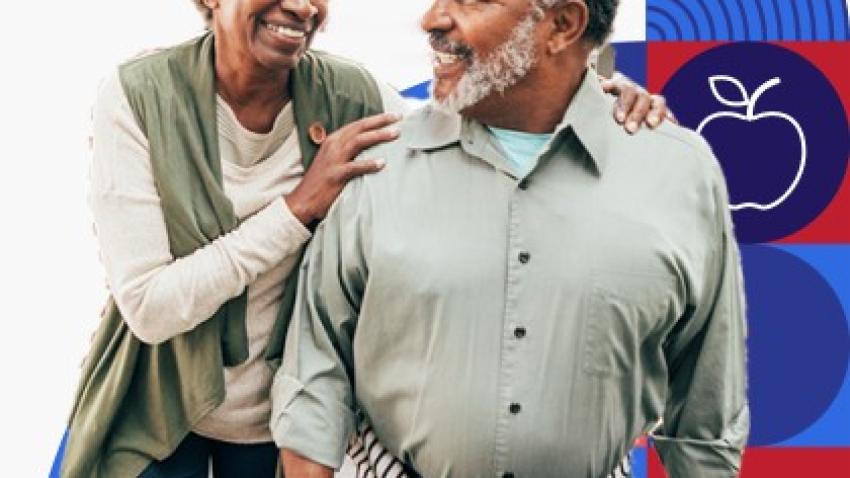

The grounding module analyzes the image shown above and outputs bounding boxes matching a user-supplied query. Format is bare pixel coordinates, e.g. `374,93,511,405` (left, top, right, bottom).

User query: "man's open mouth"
433,51,465,67
429,32,472,68
261,20,307,39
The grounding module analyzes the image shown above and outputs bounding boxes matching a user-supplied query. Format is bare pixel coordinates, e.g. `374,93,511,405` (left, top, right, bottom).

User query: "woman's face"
210,0,328,71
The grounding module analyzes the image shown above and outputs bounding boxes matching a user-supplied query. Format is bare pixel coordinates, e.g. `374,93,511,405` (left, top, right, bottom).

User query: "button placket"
496,187,535,475
494,192,526,474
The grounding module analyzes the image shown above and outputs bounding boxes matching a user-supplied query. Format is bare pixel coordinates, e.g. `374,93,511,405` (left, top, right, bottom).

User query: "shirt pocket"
582,270,676,378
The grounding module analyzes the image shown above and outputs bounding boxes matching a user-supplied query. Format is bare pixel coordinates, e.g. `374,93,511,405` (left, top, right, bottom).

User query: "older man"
271,0,749,477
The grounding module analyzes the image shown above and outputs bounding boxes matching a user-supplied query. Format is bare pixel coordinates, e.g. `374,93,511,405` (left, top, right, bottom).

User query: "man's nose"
282,0,319,23
421,0,453,33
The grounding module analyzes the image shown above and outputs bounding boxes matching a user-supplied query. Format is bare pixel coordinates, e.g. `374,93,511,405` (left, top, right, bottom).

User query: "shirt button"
518,178,530,190
518,251,530,264
514,327,526,339
503,473,515,478
509,403,522,414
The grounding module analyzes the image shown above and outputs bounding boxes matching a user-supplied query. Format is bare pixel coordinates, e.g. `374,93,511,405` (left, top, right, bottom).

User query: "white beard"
432,10,539,114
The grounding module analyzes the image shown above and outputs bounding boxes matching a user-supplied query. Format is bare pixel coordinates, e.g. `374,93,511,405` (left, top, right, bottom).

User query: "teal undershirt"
489,126,554,177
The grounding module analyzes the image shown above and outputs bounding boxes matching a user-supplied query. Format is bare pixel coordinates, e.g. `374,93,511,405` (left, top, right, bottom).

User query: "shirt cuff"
270,374,354,470
264,197,313,250
650,434,744,477
651,405,749,477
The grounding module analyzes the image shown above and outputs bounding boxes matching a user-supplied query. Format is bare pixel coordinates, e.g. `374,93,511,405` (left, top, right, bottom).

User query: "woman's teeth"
264,22,305,39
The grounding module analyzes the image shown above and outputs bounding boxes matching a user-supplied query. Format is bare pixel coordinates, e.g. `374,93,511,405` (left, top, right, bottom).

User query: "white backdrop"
0,1,645,475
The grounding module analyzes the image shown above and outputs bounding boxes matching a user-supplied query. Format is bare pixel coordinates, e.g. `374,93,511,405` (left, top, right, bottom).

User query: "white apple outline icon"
697,75,808,211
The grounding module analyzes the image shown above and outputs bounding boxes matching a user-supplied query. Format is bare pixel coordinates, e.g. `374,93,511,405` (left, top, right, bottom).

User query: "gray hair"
535,0,619,45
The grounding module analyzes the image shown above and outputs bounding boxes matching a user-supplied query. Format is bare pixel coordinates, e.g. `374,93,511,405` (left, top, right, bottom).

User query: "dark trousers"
139,432,278,478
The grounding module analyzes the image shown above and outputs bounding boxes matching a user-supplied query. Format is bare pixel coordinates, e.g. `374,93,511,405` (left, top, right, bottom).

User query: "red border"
648,446,850,476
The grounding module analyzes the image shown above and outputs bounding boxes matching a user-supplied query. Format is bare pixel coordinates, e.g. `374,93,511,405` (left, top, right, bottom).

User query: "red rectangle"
648,446,850,476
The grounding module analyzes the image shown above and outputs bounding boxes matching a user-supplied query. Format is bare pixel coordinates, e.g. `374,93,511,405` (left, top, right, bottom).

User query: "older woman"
61,1,668,477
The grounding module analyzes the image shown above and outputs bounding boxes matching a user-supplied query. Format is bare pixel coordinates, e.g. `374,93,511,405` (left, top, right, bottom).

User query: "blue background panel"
771,245,850,446
647,0,850,41
612,42,648,87
741,244,850,446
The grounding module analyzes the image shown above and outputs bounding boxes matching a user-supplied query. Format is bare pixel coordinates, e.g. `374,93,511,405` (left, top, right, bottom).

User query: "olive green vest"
62,32,382,477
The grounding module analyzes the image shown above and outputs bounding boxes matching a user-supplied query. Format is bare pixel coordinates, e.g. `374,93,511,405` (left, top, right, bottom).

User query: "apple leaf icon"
709,76,750,107
697,75,808,212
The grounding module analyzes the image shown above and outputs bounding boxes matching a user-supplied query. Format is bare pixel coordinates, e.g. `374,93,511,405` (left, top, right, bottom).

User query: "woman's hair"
190,0,213,26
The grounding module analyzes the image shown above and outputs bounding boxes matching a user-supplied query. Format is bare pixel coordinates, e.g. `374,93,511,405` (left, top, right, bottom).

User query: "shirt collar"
406,68,613,175
554,68,613,175
404,105,463,150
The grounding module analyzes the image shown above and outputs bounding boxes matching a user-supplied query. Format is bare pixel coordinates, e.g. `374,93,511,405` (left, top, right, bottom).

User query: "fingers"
345,112,402,135
625,94,652,134
666,107,679,125
341,158,386,180
290,114,401,224
600,73,628,96
347,126,401,157
645,95,667,129
324,112,402,162
600,78,616,94
614,84,637,125
613,85,672,132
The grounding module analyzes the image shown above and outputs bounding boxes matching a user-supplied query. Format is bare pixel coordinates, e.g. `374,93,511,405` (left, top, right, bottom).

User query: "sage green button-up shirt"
271,71,749,478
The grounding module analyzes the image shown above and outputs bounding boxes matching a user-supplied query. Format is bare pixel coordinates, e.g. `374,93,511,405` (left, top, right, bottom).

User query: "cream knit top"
90,71,407,442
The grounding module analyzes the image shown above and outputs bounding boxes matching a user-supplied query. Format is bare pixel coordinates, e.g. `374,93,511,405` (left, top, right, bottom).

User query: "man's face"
213,0,328,70
422,0,545,113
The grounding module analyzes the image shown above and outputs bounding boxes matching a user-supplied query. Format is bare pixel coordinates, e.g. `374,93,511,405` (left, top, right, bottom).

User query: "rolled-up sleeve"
269,178,370,469
651,159,750,477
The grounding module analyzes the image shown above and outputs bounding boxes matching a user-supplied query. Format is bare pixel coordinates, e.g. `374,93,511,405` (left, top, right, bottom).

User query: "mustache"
428,31,473,59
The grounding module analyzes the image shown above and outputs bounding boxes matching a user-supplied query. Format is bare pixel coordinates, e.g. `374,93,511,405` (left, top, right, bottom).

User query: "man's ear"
203,0,220,9
546,0,589,55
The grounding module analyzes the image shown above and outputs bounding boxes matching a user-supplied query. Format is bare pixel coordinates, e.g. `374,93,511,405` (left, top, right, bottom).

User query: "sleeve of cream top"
89,71,312,345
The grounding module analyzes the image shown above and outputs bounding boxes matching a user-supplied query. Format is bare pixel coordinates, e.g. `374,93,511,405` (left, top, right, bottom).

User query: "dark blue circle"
661,42,849,243
741,245,849,445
